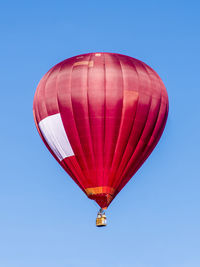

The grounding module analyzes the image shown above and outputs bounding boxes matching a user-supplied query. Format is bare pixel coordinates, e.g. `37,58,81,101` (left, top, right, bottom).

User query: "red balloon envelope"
33,52,168,210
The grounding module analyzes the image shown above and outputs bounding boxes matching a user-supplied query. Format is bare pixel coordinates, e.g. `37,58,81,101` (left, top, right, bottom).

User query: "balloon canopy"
33,52,168,209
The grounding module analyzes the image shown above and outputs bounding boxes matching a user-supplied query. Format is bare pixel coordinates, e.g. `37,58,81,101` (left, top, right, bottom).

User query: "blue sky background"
0,1,200,266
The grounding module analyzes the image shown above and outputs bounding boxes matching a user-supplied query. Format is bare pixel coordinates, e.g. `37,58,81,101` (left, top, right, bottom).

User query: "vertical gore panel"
87,54,105,186
70,54,96,185
103,54,123,186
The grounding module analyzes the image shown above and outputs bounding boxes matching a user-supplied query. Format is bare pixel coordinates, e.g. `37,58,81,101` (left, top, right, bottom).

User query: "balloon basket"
96,209,107,227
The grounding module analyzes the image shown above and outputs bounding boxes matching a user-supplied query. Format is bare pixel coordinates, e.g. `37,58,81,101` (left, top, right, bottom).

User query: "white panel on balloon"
39,113,74,161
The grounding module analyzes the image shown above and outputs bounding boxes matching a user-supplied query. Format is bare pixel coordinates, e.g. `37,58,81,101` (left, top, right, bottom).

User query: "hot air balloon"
33,52,168,227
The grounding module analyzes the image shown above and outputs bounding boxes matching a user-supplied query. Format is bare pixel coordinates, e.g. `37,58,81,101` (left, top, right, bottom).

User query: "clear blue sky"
0,1,200,266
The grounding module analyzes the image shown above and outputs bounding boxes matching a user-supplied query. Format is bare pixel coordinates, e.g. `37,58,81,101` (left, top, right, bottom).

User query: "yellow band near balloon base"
85,186,115,196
